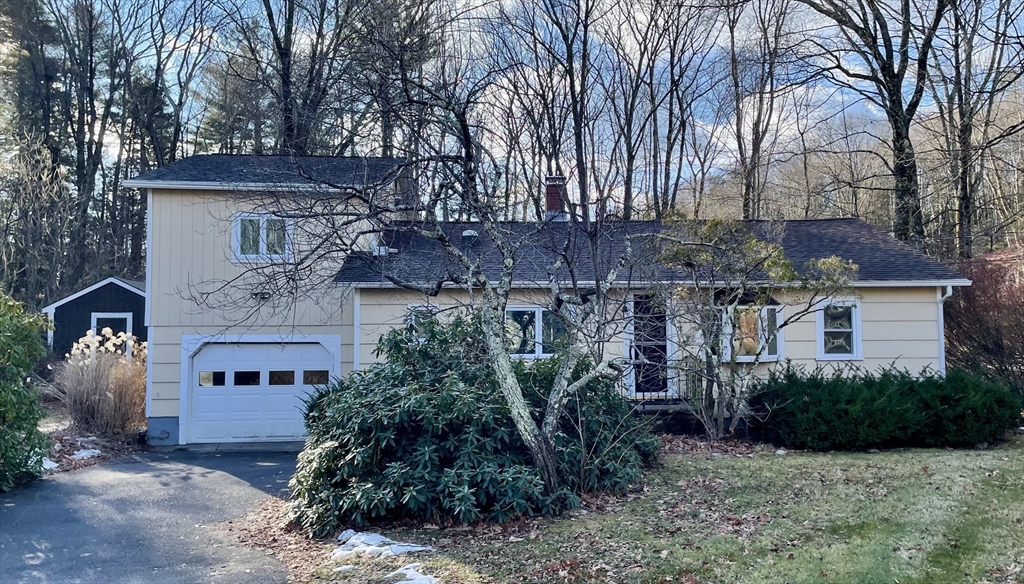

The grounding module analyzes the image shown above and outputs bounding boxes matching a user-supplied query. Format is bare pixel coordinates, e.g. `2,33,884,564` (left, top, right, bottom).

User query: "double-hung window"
723,306,782,362
407,305,438,342
816,300,861,360
233,213,290,262
505,307,567,357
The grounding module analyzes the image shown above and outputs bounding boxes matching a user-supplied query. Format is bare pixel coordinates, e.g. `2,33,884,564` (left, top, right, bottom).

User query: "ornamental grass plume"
56,329,147,437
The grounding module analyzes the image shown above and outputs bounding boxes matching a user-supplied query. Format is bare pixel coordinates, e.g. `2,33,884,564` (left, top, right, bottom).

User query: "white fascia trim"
145,188,153,417
937,285,953,375
40,276,147,314
178,333,343,445
122,180,358,191
353,289,361,371
852,279,971,288
340,278,973,290
815,298,863,361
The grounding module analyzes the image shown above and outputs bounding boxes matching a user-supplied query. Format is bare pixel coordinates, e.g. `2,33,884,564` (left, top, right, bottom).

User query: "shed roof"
41,276,147,315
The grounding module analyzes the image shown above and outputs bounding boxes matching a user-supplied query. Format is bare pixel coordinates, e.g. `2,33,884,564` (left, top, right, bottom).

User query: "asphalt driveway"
0,450,299,584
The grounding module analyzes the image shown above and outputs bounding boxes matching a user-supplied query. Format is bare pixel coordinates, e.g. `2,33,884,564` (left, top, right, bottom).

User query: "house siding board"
779,286,940,372
354,287,628,369
351,286,941,380
149,189,345,328
146,188,347,428
50,283,147,356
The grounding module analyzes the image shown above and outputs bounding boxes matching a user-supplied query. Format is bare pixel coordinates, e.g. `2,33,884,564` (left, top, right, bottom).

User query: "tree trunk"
956,114,974,258
891,122,926,243
479,288,561,493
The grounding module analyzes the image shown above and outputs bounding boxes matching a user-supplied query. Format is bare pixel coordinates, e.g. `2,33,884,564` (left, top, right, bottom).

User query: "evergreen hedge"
750,365,1023,451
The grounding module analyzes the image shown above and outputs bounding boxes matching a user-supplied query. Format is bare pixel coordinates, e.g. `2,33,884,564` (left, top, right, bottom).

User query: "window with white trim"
723,306,782,362
505,308,567,357
233,213,291,261
816,300,861,360
407,305,438,342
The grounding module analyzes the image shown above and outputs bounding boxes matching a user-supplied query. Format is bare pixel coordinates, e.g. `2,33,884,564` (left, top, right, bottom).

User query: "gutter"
333,278,974,290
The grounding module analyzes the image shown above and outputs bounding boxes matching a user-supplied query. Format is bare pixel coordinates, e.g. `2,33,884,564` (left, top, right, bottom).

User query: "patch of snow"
42,458,59,471
71,449,102,460
331,532,433,560
333,565,356,573
386,563,440,584
337,529,357,543
775,449,787,456
78,436,97,443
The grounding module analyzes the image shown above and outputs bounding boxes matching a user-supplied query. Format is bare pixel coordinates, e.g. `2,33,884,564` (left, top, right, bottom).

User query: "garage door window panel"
303,370,329,385
269,370,295,385
199,371,225,386
234,371,261,386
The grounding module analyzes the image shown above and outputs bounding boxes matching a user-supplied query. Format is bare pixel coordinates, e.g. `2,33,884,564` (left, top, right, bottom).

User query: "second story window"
234,213,290,262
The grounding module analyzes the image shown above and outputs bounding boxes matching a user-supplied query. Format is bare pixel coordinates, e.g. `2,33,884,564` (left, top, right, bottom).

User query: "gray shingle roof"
112,277,146,292
334,218,966,286
123,155,405,188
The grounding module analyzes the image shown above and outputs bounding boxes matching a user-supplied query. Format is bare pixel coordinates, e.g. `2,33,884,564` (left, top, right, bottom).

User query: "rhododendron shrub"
0,292,49,491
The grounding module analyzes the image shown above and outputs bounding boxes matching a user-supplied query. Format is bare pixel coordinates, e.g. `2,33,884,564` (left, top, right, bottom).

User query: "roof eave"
852,278,971,287
334,277,973,289
121,180,360,191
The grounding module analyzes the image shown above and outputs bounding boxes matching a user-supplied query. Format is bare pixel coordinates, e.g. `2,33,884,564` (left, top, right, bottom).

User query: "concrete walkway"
0,451,298,584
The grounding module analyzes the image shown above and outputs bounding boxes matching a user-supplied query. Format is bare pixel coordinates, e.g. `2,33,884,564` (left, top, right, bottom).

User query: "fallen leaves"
218,496,335,584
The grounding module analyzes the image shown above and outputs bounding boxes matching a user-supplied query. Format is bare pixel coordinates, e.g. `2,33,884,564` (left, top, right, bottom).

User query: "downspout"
937,285,953,375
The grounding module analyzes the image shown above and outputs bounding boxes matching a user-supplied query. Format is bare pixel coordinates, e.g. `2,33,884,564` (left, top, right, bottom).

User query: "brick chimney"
544,176,567,221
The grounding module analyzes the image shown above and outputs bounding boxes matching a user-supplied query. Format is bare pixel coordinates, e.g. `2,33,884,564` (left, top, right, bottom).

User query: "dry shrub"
946,248,1024,394
55,329,147,437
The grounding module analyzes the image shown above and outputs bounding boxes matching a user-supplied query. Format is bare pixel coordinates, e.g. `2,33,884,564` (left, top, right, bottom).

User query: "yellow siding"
777,287,941,373
353,286,942,378
354,288,634,369
148,188,350,417
149,189,347,328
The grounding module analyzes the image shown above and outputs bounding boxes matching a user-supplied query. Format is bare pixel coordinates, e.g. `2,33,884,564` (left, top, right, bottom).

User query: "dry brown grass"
55,330,147,437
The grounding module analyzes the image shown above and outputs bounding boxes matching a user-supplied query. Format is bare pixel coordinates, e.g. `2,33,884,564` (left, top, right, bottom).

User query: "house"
125,156,970,446
41,277,147,357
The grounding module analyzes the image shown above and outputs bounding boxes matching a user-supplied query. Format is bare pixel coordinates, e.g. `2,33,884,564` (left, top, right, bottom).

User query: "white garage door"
190,342,335,443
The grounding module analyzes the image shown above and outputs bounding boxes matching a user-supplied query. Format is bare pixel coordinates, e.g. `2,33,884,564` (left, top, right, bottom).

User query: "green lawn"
314,437,1024,583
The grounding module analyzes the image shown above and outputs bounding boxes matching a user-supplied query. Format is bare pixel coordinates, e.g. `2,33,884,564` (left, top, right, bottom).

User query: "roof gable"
41,277,147,315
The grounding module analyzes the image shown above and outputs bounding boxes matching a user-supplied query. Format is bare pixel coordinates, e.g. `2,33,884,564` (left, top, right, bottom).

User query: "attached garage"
185,340,338,443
